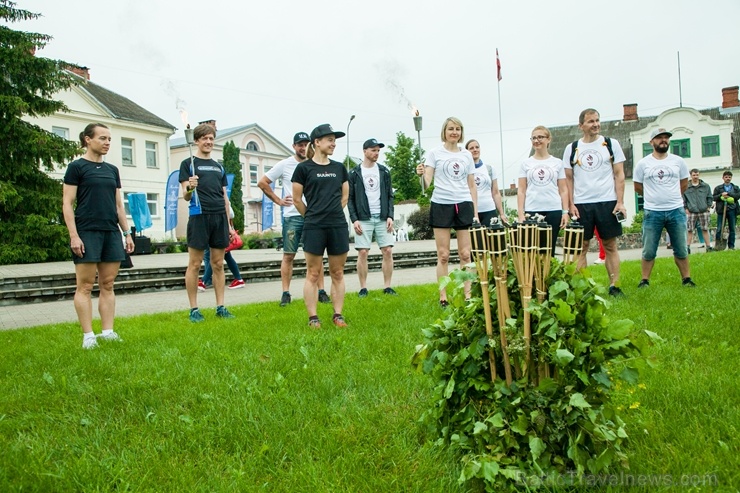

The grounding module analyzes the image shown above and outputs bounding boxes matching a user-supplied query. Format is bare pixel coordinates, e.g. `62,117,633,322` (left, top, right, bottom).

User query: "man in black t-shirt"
179,123,236,322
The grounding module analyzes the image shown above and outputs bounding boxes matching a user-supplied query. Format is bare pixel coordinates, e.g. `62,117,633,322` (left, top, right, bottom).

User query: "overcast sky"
19,0,740,185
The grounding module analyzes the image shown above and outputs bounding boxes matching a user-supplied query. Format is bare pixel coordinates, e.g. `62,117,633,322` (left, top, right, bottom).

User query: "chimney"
623,103,638,121
722,86,739,108
198,119,217,130
68,65,90,80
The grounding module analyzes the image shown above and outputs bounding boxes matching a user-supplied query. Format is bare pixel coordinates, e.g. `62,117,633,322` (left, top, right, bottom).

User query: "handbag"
225,232,243,253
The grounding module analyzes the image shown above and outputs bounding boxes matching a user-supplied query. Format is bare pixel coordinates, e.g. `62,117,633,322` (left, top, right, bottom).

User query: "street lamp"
346,114,355,169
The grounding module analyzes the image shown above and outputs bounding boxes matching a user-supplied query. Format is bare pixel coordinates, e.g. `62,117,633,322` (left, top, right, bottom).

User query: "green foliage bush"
407,205,432,240
414,262,660,491
244,231,280,250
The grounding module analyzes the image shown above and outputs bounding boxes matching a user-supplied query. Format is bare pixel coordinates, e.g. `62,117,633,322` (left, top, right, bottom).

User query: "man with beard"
633,128,694,288
563,108,627,297
712,171,740,250
348,138,397,297
259,132,331,306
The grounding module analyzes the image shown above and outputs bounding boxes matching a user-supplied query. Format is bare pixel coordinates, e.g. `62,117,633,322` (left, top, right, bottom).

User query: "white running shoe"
82,337,99,349
97,331,122,342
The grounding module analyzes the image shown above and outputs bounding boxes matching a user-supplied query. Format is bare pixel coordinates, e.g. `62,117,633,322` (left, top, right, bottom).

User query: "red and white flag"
496,48,502,81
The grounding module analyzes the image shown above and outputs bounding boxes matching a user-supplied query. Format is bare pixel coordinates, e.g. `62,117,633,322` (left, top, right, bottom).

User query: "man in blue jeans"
633,128,695,288
713,170,740,250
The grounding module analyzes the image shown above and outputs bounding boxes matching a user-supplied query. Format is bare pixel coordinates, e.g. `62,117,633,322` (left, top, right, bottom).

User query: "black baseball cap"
363,138,385,149
293,132,310,144
309,123,345,142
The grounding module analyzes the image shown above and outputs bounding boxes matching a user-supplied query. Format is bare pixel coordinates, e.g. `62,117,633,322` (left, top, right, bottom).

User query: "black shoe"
439,300,449,309
318,289,331,303
383,287,398,296
666,244,673,250
682,277,696,287
707,246,714,252
637,279,650,288
608,286,625,297
687,246,691,254
279,292,291,307
358,288,368,298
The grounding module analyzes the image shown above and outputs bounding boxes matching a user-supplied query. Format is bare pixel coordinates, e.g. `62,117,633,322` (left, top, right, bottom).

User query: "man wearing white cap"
633,128,694,288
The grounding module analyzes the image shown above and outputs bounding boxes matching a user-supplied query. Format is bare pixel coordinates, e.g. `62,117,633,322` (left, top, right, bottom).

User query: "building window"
52,126,69,139
121,138,134,166
670,138,690,158
246,141,259,152
250,164,258,186
123,192,159,218
635,192,644,212
642,143,652,157
145,141,158,168
702,135,720,157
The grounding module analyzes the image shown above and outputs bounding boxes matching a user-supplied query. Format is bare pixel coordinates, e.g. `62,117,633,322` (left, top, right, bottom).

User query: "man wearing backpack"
563,108,627,297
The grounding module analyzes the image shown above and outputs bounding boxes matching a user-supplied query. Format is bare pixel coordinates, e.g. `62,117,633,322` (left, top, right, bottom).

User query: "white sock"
101,329,114,336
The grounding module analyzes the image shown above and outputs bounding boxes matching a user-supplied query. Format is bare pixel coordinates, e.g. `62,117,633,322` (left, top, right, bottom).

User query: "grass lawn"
1,252,739,492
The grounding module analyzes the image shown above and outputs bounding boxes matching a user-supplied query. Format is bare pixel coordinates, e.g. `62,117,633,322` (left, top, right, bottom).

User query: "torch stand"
562,221,585,265
184,126,200,209
508,219,538,380
534,217,553,383
488,221,513,385
471,225,497,382
413,114,424,193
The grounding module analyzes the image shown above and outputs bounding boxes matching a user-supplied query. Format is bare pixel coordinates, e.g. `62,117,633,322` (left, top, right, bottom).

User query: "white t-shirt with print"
633,153,689,211
265,155,305,218
519,156,566,211
361,163,382,215
472,162,498,213
426,146,475,205
562,136,625,204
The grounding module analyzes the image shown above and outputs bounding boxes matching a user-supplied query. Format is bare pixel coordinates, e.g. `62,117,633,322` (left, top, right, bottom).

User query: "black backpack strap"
604,137,615,163
569,140,579,166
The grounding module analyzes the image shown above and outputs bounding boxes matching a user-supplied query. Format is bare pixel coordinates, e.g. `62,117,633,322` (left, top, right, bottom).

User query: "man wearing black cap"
348,139,397,297
259,132,330,306
634,128,694,288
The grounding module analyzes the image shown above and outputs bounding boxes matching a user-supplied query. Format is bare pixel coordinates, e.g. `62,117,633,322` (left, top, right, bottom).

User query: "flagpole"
496,48,505,189
677,51,683,108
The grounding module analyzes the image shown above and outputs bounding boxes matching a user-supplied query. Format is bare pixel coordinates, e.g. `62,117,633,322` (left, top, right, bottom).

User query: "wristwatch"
122,229,131,236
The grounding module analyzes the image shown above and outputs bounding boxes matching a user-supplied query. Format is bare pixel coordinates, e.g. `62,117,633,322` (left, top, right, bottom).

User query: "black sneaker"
439,300,449,309
358,288,368,298
687,246,691,254
637,279,650,288
682,277,696,287
707,246,714,252
318,289,331,304
608,286,625,297
383,287,398,296
280,292,291,307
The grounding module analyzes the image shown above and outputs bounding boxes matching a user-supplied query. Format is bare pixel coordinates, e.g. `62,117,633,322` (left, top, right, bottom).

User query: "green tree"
342,155,358,170
222,141,244,231
383,131,426,204
0,1,81,264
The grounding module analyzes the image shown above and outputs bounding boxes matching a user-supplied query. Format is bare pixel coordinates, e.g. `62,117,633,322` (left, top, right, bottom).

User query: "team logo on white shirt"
474,173,491,191
363,175,380,192
528,165,557,187
577,149,605,172
442,159,467,181
647,167,677,186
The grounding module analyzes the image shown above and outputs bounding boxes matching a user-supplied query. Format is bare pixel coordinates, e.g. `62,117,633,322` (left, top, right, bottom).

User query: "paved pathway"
0,240,679,331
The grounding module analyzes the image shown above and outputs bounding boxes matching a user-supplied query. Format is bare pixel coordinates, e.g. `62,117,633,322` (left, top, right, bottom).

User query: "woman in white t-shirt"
415,117,478,308
465,139,505,226
517,125,569,255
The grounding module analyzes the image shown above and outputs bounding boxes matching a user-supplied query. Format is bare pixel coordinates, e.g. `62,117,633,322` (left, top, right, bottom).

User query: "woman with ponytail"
292,124,350,329
62,123,134,349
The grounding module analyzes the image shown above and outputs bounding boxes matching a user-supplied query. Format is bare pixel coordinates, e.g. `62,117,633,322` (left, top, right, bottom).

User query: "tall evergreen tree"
0,1,81,264
383,131,425,203
222,141,244,231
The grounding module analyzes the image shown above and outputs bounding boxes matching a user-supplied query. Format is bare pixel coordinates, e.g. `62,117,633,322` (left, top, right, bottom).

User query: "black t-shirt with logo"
63,158,121,231
291,159,348,229
178,157,228,214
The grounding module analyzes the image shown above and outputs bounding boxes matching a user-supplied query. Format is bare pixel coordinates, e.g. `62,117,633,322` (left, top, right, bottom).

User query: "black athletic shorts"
302,226,349,256
575,200,622,241
72,230,125,264
478,209,500,228
187,213,230,250
430,201,474,230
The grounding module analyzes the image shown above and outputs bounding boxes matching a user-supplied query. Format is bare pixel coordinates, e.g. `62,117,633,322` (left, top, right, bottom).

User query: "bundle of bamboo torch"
469,217,584,386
